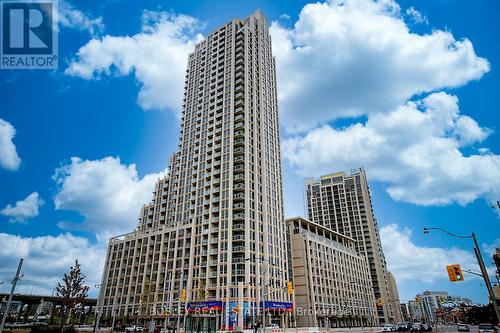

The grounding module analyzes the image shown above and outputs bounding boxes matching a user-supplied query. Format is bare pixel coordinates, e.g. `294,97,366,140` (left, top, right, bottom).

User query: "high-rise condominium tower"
305,168,397,323
97,10,291,331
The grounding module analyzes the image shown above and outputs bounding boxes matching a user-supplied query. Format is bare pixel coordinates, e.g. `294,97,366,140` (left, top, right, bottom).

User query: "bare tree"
56,260,89,329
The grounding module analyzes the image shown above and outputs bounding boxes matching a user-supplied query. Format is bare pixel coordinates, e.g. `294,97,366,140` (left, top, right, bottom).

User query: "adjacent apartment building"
97,10,292,331
387,272,403,323
286,217,378,328
305,168,398,323
411,291,473,323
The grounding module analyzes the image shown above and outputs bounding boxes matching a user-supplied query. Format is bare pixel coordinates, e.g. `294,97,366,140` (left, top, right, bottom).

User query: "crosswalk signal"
287,281,293,295
446,264,464,282
181,288,186,302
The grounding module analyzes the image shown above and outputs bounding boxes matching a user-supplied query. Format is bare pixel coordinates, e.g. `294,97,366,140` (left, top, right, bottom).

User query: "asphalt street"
437,325,479,333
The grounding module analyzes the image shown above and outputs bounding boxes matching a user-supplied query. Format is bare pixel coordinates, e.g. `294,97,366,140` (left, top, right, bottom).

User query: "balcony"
233,173,244,182
234,183,244,191
234,130,244,138
234,92,244,101
233,246,245,252
233,223,244,231
233,212,245,220
233,202,245,210
235,68,244,79
233,234,245,241
234,147,245,155
234,155,244,163
234,84,244,94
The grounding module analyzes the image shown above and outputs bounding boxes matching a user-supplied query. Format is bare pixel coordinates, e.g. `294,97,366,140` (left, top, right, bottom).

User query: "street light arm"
423,227,472,239
462,269,483,278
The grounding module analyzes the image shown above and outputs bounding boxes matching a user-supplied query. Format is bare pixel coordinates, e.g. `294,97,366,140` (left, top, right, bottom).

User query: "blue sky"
0,0,499,304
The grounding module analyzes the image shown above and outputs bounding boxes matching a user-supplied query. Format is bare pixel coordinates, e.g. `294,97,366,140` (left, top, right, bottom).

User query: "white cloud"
0,233,104,296
66,11,203,114
405,7,428,25
270,0,489,131
283,92,500,206
380,224,479,283
279,13,291,20
58,1,104,35
53,156,165,237
0,157,166,295
0,118,21,171
1,192,44,223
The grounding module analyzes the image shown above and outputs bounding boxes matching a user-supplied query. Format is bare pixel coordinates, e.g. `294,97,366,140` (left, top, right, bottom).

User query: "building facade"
286,217,378,328
411,291,473,323
305,169,397,323
97,10,292,331
400,303,410,322
387,272,403,323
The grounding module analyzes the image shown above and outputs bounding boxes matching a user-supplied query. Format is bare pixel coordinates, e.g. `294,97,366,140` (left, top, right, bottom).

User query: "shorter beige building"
387,271,403,323
286,217,378,328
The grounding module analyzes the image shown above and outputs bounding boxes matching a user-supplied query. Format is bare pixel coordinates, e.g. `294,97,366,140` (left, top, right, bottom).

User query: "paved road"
437,325,479,333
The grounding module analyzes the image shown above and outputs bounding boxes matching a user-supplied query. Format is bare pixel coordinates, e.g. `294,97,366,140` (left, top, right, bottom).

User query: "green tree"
56,260,89,329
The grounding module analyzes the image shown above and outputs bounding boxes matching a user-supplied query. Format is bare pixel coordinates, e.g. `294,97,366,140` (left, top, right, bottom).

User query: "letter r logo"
2,1,53,54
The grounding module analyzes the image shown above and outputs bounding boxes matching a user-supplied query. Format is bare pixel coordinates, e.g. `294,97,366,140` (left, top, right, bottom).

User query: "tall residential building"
286,217,377,328
97,10,292,331
387,272,403,323
305,168,397,323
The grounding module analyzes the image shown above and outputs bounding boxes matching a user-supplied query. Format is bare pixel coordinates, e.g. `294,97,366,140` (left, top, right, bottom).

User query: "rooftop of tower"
192,9,269,49
305,167,366,184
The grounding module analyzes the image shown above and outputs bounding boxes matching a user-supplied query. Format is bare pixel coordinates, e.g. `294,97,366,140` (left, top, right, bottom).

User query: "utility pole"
424,228,500,323
0,258,24,333
471,233,500,323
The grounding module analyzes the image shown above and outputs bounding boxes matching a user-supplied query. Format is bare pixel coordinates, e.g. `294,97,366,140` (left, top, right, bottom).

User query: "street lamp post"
423,227,500,323
245,257,275,333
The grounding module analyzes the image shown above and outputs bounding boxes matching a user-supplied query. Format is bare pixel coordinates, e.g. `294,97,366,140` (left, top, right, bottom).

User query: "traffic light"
232,306,240,315
446,264,464,282
287,281,293,295
181,288,186,302
439,296,445,304
376,298,384,307
415,296,420,305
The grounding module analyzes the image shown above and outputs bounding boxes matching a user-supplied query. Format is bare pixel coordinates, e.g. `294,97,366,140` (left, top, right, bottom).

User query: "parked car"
410,323,423,332
125,325,144,332
266,323,280,329
422,323,432,332
397,322,411,331
457,324,470,332
383,324,396,332
478,323,495,333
